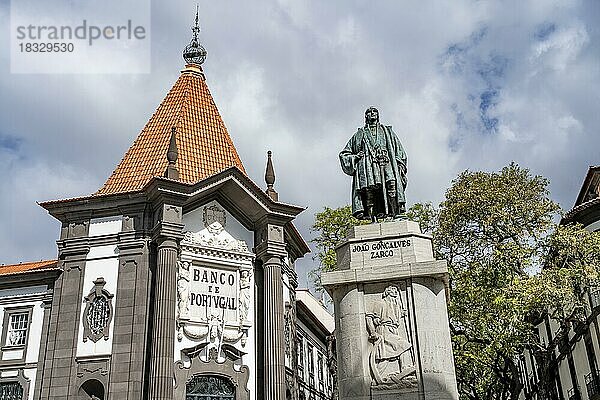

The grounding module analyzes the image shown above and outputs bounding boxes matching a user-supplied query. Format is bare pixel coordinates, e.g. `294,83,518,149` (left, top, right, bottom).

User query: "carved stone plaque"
178,203,254,348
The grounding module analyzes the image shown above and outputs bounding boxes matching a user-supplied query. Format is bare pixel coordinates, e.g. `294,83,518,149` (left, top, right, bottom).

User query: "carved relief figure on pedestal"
177,261,191,319
284,288,297,361
238,270,252,324
283,304,292,359
366,285,417,388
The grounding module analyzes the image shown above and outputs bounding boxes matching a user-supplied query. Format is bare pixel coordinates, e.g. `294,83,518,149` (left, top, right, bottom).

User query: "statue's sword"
377,148,389,217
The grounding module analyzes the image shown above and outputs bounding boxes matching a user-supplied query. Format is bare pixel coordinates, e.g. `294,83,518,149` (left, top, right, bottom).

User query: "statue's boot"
394,202,408,220
399,202,406,214
364,189,377,223
368,205,377,223
387,194,398,218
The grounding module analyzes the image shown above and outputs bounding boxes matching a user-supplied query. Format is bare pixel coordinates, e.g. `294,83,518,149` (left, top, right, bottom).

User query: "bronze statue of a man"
340,107,407,221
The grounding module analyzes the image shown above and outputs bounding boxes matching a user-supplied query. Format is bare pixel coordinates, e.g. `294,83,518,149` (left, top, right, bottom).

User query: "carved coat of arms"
203,205,226,234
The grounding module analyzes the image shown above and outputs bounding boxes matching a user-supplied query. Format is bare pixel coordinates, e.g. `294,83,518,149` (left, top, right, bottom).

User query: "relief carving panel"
365,284,417,389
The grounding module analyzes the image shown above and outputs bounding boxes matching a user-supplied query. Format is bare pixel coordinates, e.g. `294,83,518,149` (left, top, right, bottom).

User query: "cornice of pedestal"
321,259,448,290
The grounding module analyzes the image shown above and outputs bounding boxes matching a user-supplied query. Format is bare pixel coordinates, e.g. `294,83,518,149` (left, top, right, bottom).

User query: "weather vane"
183,5,207,65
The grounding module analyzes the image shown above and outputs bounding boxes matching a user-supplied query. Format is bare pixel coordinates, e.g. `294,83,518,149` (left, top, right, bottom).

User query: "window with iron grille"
186,375,235,399
297,336,305,380
585,372,600,398
6,313,29,347
0,381,23,400
307,343,315,388
318,353,324,390
568,387,581,400
307,343,314,375
0,369,29,400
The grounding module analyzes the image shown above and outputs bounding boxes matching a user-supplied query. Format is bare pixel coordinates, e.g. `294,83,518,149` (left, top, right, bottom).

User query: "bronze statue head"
365,106,379,126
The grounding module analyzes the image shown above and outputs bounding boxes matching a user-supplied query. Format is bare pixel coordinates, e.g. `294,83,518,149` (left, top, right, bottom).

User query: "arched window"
78,379,105,400
186,375,235,400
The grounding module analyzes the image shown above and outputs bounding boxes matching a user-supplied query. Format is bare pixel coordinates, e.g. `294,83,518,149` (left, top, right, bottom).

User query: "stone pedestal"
322,221,458,400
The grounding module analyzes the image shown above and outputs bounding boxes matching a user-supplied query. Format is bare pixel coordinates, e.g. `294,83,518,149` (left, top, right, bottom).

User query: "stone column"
34,290,54,400
44,227,90,400
262,255,287,400
148,237,179,400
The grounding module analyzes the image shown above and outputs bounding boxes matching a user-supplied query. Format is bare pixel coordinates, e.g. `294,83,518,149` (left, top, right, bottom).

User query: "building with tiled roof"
0,260,59,400
518,165,600,400
0,260,58,277
563,165,600,228
0,12,328,400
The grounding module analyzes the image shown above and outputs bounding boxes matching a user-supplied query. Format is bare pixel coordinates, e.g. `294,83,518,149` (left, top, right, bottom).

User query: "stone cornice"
151,221,185,242
321,260,448,289
180,241,254,264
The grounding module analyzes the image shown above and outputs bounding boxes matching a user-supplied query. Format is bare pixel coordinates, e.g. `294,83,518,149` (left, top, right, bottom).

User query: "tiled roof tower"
96,14,244,196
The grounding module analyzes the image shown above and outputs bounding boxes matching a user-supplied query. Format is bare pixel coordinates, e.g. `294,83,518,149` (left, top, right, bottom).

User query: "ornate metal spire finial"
265,151,278,201
183,5,207,66
165,127,180,180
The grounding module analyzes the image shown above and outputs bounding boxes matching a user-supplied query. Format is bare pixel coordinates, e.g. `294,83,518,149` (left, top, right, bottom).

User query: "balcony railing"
590,288,600,310
568,386,581,400
586,372,600,399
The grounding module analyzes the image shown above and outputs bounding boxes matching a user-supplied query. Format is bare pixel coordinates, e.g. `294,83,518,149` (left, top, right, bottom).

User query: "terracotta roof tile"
96,64,245,196
0,260,59,276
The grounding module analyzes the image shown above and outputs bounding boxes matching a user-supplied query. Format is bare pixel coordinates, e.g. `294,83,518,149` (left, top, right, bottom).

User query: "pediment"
162,167,305,230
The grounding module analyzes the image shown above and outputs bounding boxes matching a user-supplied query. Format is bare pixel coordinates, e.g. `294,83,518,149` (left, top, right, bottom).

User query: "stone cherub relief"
238,269,252,324
177,260,191,319
366,285,417,388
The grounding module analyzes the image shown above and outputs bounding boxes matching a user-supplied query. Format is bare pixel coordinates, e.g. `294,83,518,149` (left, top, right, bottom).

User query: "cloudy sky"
0,0,598,289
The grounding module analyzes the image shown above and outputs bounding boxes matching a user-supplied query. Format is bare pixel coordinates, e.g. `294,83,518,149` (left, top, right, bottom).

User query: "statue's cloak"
339,125,407,218
371,298,412,361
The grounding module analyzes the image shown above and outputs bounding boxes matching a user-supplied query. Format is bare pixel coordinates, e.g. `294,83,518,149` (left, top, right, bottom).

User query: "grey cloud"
0,0,598,289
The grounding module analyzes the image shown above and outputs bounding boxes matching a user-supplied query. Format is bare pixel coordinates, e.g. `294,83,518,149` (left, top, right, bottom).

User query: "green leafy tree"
437,164,560,399
308,206,367,292
310,163,600,399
